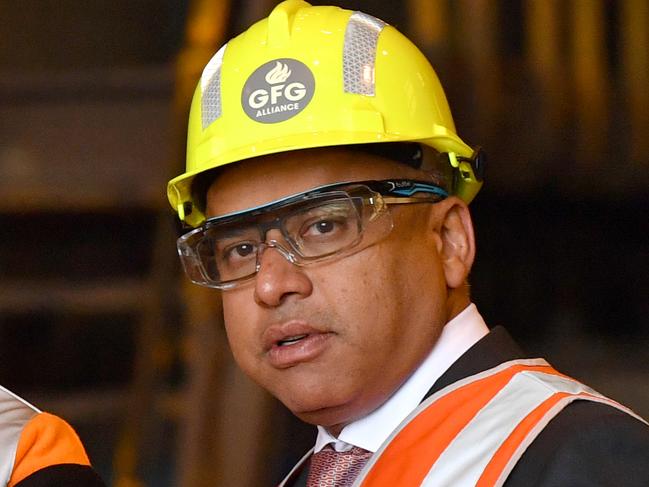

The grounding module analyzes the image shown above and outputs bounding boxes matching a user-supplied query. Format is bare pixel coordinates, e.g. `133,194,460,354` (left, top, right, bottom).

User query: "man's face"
205,147,463,432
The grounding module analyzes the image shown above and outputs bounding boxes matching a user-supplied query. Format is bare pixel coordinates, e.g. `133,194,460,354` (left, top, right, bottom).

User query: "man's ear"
431,197,476,289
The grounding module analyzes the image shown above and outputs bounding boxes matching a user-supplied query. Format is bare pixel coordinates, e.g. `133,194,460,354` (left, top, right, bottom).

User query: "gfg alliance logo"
242,58,315,123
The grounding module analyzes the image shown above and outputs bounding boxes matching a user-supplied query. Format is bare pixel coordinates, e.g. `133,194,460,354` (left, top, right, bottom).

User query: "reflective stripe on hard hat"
353,359,646,487
343,12,386,96
201,43,228,129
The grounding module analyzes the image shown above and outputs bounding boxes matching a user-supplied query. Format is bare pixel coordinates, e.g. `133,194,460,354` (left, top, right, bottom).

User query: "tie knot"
307,445,372,487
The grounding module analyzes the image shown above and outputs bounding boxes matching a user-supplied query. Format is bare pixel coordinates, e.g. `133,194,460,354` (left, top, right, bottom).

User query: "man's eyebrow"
209,222,259,239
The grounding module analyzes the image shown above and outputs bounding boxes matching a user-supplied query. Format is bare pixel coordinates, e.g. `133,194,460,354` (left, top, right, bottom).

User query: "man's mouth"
263,320,323,350
277,334,309,346
263,322,333,368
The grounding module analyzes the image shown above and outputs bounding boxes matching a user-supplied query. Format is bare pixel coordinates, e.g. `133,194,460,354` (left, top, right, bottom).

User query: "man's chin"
283,396,366,433
292,407,350,432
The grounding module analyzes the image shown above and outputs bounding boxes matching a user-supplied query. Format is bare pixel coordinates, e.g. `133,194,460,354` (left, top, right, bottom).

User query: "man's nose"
253,242,313,307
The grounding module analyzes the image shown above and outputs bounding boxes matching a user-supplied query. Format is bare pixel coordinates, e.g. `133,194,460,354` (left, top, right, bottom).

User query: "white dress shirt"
314,303,490,453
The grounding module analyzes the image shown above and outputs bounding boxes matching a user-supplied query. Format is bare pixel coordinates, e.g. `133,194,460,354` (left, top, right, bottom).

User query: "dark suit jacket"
284,326,649,486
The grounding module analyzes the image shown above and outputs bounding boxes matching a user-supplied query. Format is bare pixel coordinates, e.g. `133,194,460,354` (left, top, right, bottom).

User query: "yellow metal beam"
571,0,610,166
113,1,233,486
621,0,649,164
407,0,449,52
456,0,502,138
526,0,564,127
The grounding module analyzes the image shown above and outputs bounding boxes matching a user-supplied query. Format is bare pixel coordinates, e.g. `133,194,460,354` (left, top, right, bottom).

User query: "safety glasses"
177,179,447,289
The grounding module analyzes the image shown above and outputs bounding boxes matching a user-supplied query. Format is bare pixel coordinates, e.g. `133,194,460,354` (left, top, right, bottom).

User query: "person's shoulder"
506,400,649,486
8,411,106,486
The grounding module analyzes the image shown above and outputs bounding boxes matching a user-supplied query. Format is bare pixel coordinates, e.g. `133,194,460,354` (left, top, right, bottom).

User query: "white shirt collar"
314,303,489,453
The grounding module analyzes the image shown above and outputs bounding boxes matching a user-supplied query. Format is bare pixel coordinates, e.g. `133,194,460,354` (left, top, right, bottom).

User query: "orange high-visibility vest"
281,359,647,487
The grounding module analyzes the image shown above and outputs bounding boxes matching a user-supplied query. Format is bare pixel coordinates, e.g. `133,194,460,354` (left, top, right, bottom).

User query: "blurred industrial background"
1,0,647,486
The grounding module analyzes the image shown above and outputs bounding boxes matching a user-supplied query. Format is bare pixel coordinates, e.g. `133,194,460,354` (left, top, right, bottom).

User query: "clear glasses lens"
283,198,363,258
177,192,378,288
199,226,260,283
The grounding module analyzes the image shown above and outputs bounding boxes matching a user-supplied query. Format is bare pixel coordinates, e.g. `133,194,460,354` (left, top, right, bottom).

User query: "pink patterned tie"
306,444,372,487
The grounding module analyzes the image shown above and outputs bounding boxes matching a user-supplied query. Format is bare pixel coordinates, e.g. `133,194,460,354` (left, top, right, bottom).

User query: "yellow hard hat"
168,0,484,227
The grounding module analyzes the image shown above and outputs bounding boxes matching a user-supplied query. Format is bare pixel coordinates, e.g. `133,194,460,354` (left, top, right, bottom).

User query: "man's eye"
233,243,255,257
302,218,345,237
311,220,336,234
222,242,257,261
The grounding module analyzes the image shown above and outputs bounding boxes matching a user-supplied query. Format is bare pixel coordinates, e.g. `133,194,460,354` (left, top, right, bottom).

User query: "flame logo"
265,61,291,84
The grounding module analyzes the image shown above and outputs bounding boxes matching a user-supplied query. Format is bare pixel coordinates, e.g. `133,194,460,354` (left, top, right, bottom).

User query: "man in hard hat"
168,1,649,485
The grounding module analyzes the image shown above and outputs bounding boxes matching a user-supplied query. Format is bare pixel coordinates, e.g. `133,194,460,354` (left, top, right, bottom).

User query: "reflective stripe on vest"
0,386,40,485
354,359,647,487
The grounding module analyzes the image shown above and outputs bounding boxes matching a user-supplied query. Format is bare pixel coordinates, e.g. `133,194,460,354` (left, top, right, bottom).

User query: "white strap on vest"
0,386,40,485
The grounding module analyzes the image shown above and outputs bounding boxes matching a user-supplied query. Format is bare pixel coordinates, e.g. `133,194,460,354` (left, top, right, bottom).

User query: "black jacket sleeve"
506,401,649,486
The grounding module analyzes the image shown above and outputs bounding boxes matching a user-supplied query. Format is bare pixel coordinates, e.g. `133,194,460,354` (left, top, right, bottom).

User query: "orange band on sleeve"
8,412,91,487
